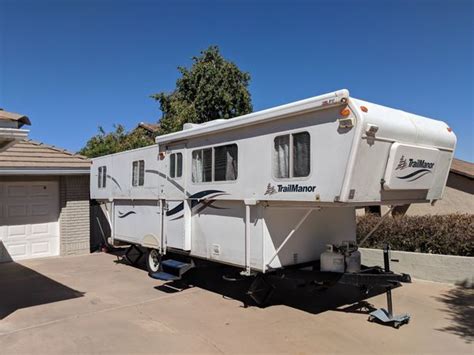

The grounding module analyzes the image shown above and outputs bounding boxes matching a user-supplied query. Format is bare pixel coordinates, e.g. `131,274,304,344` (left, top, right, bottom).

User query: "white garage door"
0,181,60,262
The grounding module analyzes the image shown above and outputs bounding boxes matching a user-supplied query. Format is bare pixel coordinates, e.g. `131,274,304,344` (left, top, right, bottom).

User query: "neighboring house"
0,139,91,263
405,158,473,215
359,158,474,216
0,110,31,151
136,122,160,137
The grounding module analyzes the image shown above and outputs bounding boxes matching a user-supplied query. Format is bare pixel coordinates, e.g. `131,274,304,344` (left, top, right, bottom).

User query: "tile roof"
451,158,474,179
0,139,90,169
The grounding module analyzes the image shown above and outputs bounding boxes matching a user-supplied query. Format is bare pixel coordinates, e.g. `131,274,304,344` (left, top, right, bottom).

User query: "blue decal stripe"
166,190,224,216
407,171,432,182
117,211,136,218
396,169,432,180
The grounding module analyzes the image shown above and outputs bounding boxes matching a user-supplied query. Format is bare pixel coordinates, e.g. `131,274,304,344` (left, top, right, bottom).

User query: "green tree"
152,45,252,134
79,124,156,158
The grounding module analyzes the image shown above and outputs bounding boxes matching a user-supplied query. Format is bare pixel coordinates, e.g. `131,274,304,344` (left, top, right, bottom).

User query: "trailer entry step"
149,271,182,281
161,259,190,269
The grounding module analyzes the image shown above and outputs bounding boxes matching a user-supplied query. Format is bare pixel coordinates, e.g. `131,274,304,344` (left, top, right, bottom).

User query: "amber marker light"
447,127,453,132
360,106,368,113
340,108,351,117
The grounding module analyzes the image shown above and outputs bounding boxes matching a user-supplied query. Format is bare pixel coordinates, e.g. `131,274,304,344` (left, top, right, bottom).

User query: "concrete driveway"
0,253,472,354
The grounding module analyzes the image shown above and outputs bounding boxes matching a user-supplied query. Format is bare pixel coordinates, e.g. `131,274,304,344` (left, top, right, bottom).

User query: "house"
0,110,31,151
0,133,91,262
359,158,473,216
404,158,473,215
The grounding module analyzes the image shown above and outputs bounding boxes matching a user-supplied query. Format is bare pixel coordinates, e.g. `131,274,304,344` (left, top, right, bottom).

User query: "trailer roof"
155,89,350,145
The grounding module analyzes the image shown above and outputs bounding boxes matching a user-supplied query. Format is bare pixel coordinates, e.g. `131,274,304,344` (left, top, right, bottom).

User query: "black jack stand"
368,244,411,329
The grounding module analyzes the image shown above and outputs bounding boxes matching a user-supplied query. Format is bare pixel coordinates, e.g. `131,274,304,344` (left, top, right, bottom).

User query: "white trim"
156,89,349,144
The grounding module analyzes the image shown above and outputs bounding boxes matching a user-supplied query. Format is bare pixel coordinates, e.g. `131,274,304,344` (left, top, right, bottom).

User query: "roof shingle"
0,140,90,169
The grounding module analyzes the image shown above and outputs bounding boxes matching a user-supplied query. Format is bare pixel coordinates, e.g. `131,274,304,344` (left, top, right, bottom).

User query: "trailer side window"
214,144,238,181
273,132,310,178
293,132,310,177
169,153,183,179
192,144,238,183
176,153,183,177
132,160,145,186
192,149,212,182
98,166,107,188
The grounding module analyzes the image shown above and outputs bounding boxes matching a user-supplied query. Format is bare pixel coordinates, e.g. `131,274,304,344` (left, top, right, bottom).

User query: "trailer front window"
273,132,310,179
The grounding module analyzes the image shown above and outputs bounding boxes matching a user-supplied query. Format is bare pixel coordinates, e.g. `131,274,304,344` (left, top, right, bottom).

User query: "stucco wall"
360,248,474,284
59,175,90,255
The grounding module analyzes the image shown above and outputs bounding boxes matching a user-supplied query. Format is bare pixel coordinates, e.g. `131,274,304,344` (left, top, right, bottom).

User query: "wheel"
368,315,375,322
393,321,401,329
146,249,161,273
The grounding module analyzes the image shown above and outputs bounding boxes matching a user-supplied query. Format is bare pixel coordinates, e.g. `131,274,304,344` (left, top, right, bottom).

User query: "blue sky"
1,0,473,161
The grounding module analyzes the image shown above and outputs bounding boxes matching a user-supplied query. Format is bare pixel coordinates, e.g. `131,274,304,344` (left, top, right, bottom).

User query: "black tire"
368,315,375,322
146,249,161,274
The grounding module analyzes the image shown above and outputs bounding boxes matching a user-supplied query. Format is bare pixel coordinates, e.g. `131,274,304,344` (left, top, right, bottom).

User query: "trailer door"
164,144,191,251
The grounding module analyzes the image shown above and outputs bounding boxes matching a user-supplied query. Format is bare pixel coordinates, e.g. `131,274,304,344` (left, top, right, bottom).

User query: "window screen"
132,160,145,186
214,144,238,181
273,132,310,178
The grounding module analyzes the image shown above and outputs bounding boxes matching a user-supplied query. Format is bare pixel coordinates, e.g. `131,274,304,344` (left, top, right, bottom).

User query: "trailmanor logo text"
396,155,435,171
264,183,316,195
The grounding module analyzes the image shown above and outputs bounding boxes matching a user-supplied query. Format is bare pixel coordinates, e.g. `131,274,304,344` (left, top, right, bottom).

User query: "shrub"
356,214,474,257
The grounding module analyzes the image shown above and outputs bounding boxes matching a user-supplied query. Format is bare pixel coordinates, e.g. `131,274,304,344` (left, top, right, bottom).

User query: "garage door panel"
7,225,28,238
0,181,60,262
30,184,53,197
7,185,28,197
5,243,28,259
31,223,49,235
31,241,51,255
7,205,28,217
31,204,52,217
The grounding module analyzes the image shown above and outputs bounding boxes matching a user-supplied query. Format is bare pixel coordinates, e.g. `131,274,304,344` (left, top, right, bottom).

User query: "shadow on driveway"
112,249,392,317
0,262,85,320
435,279,474,344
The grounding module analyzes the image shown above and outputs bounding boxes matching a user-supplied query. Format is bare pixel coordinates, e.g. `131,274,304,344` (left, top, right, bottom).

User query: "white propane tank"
343,241,361,273
320,244,345,273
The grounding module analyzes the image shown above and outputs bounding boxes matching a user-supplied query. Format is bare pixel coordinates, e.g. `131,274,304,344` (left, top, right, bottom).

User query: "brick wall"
59,175,90,255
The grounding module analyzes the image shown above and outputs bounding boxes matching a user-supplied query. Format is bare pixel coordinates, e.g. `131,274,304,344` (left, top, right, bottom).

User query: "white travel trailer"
90,89,456,288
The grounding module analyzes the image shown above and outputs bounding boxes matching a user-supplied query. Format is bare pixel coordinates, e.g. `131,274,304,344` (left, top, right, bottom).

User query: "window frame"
132,159,145,187
191,143,239,184
98,166,107,189
272,131,311,180
169,152,183,179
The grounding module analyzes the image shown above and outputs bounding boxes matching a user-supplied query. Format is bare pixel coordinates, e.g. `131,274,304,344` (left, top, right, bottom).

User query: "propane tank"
342,241,361,273
320,244,345,273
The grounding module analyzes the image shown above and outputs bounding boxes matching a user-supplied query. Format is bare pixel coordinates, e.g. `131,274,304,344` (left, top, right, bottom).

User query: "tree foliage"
152,45,252,134
78,125,156,158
